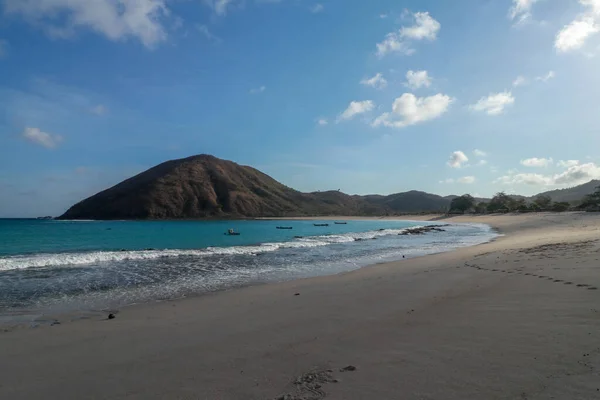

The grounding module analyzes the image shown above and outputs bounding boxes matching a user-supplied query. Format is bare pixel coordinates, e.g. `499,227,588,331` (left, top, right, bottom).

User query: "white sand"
1,212,600,399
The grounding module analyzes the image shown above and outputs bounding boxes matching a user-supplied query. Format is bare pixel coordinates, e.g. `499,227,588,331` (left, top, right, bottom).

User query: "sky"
1,0,600,217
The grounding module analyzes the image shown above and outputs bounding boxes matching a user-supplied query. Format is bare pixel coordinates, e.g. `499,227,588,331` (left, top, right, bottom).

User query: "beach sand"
2,212,600,399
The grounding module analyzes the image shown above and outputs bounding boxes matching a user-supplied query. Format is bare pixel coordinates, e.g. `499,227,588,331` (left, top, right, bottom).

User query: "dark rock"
340,365,357,372
108,313,116,320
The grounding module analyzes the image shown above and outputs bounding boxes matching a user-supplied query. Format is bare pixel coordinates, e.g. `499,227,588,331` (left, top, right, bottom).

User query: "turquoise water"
0,219,497,319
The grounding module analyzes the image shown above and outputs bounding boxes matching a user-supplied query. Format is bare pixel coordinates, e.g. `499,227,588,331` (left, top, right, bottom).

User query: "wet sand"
1,212,600,399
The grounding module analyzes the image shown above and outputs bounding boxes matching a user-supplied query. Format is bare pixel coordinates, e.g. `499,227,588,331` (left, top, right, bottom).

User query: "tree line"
449,185,600,214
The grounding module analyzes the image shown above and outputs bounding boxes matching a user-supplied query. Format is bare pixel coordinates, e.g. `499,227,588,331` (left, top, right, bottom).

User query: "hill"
59,154,599,220
59,155,450,220
533,180,600,203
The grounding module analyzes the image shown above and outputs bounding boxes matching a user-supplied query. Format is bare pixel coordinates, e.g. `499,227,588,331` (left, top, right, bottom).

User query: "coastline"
2,212,600,399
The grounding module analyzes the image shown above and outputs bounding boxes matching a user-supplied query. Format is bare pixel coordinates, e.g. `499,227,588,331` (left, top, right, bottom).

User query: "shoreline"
1,219,495,328
2,212,600,399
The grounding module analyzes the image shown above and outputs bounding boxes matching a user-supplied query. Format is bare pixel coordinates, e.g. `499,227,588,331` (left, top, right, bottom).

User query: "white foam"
0,226,423,271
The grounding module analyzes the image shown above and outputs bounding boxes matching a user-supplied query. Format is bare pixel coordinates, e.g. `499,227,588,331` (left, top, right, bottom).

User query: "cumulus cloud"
521,157,553,167
376,11,440,57
372,93,453,128
555,0,600,53
473,149,487,157
360,73,388,89
458,176,476,184
439,178,454,184
557,159,579,167
317,118,328,126
447,151,469,168
405,70,432,89
337,100,375,122
250,85,266,94
21,127,63,149
3,0,171,48
496,162,600,186
470,91,515,115
509,0,541,24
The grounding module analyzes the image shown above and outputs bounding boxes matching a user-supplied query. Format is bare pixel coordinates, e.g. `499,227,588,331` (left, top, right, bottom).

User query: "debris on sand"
398,224,447,236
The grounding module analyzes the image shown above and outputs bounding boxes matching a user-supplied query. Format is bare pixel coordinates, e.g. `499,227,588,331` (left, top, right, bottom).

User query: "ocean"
0,218,497,323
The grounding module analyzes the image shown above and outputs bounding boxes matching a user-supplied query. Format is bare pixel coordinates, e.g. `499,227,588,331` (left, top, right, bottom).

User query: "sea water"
0,219,497,319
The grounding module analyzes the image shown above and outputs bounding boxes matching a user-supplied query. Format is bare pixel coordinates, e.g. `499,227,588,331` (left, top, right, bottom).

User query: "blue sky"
1,0,600,217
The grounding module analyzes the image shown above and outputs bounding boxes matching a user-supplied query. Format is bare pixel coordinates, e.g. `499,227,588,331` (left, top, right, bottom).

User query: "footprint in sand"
564,282,573,285
577,284,590,287
554,279,564,283
587,287,598,290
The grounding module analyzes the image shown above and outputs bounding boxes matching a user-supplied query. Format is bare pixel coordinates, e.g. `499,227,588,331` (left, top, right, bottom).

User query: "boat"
276,226,293,230
334,222,347,225
225,229,240,236
313,223,329,227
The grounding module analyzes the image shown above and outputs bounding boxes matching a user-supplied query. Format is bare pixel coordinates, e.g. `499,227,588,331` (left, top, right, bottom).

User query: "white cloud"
447,151,469,168
379,14,388,19
470,91,515,115
496,162,600,186
477,159,488,166
360,73,388,89
473,149,487,157
337,100,375,122
310,4,324,13
204,0,237,16
0,39,8,58
496,172,552,185
439,178,454,184
400,12,441,40
21,127,63,149
512,75,527,87
557,159,579,167
317,118,328,126
509,0,541,24
458,176,476,184
376,11,440,57
250,85,266,94
553,162,600,184
555,1,600,53
90,104,107,116
372,93,453,129
535,71,555,82
3,0,171,48
521,157,553,167
405,70,432,89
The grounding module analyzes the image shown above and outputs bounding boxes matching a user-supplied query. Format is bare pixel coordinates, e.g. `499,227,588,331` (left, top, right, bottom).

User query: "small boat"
334,222,347,225
313,223,329,227
225,228,240,236
276,226,293,230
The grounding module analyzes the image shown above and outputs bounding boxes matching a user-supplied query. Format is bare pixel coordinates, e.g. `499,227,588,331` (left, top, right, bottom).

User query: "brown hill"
58,155,450,220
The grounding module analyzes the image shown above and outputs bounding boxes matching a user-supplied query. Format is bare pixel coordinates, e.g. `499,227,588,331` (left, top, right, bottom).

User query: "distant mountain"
58,154,598,220
533,180,600,203
59,155,450,220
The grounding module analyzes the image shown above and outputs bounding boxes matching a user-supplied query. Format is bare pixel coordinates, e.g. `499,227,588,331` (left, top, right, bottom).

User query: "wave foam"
0,227,421,271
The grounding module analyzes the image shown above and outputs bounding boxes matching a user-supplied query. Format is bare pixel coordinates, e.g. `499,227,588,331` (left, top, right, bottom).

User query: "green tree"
450,194,476,213
551,202,570,212
579,186,600,209
533,194,552,210
487,192,513,213
475,202,488,214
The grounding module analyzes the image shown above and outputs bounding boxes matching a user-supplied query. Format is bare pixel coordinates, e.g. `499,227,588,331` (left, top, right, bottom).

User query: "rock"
340,365,357,372
294,293,300,296
108,313,116,320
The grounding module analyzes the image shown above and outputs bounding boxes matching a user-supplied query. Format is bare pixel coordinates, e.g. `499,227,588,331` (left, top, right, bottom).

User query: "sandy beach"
2,212,600,399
